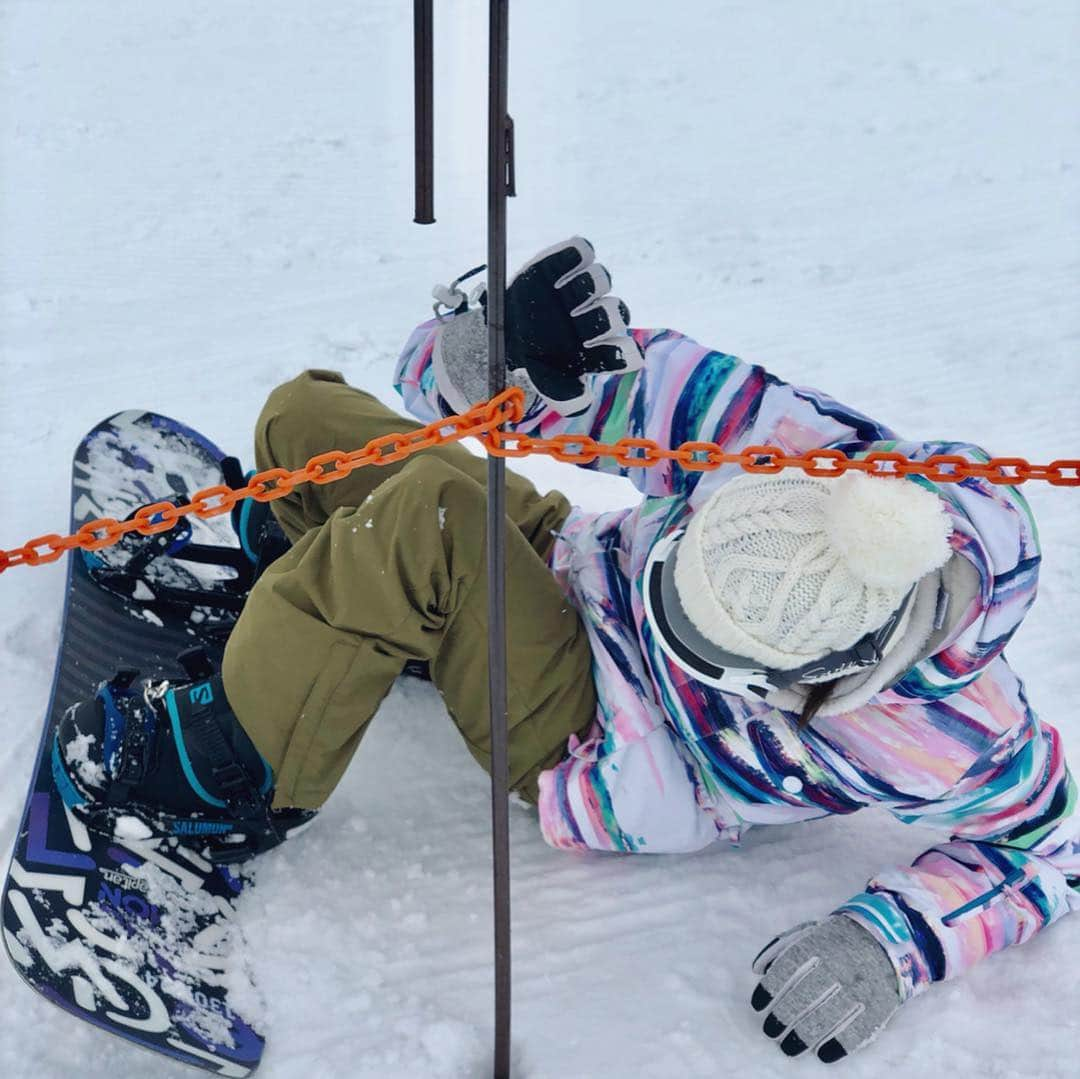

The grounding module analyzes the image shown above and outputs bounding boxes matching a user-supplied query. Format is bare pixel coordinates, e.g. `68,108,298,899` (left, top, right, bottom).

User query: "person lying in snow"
58,238,1080,1064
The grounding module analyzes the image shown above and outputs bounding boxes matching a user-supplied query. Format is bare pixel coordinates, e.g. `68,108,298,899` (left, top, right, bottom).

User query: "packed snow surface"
2,1,1078,1076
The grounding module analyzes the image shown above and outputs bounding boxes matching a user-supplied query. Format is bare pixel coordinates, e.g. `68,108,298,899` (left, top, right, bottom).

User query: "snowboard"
2,411,265,1076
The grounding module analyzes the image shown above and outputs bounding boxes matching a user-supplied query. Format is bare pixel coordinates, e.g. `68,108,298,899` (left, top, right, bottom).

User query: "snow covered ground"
2,1,1078,1075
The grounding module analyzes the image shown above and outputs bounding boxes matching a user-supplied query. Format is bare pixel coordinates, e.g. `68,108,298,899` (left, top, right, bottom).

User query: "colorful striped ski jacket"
396,318,1080,1001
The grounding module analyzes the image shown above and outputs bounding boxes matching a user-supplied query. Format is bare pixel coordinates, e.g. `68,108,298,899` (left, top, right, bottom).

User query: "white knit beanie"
672,471,953,671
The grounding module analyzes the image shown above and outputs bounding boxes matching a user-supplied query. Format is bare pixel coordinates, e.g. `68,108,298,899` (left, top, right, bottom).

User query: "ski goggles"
642,528,915,700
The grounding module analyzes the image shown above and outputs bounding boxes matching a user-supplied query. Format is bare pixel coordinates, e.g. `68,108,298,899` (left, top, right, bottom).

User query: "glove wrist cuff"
834,900,927,1002
433,308,540,417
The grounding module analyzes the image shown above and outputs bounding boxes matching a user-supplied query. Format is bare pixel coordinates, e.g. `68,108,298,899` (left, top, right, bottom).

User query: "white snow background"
2,1,1078,1076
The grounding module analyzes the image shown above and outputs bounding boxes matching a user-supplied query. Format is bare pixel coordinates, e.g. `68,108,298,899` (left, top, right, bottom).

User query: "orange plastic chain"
1,385,1077,575
484,428,1080,486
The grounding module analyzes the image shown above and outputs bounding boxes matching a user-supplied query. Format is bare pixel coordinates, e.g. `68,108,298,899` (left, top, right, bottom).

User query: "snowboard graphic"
2,412,265,1076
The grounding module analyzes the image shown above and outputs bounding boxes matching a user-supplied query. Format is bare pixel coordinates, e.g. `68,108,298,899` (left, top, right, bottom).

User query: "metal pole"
486,2,512,1076
413,0,434,223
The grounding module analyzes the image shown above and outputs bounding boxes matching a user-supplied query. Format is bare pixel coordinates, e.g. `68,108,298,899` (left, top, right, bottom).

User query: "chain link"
2,385,1076,574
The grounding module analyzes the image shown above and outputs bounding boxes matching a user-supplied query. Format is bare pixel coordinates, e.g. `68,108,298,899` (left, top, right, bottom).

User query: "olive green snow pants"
221,370,597,810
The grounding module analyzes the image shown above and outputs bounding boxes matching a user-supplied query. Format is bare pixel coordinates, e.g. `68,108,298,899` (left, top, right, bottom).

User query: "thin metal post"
486,2,512,1076
413,0,434,223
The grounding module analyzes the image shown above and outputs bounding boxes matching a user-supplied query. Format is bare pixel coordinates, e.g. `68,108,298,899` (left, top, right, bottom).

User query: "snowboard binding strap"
186,704,266,813
85,456,290,629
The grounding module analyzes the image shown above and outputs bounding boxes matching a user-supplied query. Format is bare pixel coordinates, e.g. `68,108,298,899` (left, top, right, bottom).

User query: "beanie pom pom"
824,473,952,589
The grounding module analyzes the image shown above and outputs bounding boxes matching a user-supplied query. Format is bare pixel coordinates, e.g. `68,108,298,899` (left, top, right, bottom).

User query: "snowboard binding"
83,455,291,636
54,648,314,862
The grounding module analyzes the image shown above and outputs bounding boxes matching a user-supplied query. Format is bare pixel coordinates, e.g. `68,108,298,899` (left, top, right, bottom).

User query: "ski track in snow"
2,1,1078,1076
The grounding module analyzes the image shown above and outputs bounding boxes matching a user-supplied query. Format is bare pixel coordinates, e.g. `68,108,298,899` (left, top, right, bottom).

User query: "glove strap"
432,263,487,320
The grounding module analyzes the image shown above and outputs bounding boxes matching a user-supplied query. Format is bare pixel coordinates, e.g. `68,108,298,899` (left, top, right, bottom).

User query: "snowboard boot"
224,456,292,582
54,660,314,861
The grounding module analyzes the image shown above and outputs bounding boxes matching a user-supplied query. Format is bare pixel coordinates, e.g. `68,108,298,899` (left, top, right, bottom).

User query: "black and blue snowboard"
3,412,266,1076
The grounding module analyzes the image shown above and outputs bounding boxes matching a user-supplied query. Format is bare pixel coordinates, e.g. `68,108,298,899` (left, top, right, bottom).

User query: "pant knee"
255,370,348,470
373,454,483,512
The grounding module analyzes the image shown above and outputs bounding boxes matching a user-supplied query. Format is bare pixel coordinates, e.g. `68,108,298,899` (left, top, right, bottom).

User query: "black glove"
496,236,643,413
432,236,643,417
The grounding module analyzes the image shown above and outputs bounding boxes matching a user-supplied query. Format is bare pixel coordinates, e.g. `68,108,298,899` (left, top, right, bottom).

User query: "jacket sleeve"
824,422,1068,1000
836,698,1080,1001
394,318,893,498
394,316,452,426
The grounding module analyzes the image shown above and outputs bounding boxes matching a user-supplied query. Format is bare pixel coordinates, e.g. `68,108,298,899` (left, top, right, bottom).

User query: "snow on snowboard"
2,411,265,1076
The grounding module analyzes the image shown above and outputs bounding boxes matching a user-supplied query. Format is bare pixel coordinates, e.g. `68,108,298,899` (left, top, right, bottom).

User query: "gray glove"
750,915,903,1064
